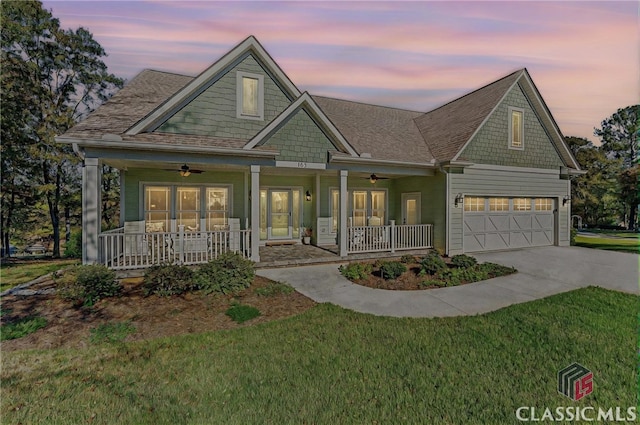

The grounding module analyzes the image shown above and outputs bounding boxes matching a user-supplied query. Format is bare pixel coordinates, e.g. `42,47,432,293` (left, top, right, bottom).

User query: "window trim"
508,106,525,151
236,71,264,121
329,187,389,229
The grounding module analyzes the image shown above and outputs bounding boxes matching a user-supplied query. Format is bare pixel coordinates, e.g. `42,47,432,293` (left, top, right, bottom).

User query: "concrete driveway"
257,246,638,318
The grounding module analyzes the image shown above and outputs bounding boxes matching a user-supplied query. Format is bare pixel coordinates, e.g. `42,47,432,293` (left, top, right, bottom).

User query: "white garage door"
463,197,555,252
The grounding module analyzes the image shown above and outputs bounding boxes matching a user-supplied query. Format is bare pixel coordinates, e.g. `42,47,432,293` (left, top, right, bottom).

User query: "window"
370,191,385,225
464,197,485,212
206,188,229,230
535,198,553,211
513,198,532,211
144,185,231,233
489,197,509,211
145,186,171,232
352,191,367,226
509,107,524,150
236,71,264,120
177,187,200,231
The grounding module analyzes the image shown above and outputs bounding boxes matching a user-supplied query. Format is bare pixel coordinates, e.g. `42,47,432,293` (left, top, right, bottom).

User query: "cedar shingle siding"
459,83,565,169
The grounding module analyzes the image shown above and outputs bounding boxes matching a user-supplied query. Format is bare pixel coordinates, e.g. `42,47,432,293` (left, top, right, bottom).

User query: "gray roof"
61,66,576,168
312,96,434,163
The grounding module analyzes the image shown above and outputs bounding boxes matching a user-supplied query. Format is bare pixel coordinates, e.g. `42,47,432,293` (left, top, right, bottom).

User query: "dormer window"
508,106,524,150
237,71,264,120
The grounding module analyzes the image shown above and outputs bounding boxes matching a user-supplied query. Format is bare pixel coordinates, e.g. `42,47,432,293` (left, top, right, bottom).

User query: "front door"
268,189,292,239
402,193,421,225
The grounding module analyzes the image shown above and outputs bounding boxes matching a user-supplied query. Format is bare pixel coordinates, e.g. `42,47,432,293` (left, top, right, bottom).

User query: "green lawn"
0,259,78,291
575,235,639,254
2,287,636,424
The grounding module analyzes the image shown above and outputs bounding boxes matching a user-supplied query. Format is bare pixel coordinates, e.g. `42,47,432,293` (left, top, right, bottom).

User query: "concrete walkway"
257,246,638,318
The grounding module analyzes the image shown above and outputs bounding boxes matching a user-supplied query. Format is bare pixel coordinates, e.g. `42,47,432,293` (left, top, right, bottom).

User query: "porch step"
265,241,297,247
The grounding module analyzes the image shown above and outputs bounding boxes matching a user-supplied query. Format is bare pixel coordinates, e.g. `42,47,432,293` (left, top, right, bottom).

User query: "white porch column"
82,157,100,264
339,170,348,257
250,165,260,262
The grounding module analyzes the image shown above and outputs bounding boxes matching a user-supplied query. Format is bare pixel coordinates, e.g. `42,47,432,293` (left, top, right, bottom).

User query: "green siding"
123,168,247,224
460,83,564,169
158,54,291,139
391,173,446,251
262,109,337,163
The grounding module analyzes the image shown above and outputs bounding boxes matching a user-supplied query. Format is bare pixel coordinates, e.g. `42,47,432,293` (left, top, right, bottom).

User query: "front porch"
98,223,434,270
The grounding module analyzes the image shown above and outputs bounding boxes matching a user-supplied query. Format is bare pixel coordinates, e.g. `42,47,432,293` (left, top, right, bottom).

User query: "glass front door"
269,190,292,239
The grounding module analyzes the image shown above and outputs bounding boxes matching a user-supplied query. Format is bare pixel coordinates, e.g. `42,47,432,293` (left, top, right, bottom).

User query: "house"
57,36,582,269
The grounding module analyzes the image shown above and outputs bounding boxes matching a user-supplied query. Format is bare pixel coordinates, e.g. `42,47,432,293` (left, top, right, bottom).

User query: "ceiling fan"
164,164,204,177
366,173,390,184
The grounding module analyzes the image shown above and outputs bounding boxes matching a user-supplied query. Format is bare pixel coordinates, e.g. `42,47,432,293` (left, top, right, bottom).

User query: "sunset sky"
42,1,638,143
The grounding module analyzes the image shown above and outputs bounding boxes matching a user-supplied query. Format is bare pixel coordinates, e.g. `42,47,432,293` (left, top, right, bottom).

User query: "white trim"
275,160,326,170
445,171,450,255
56,137,278,158
236,71,264,121
125,36,301,135
452,70,524,161
520,71,581,170
244,92,358,157
330,153,437,169
467,163,561,175
508,106,525,150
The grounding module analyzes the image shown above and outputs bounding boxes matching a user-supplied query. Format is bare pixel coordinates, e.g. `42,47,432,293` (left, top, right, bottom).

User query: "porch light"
305,190,312,202
454,193,464,208
563,195,570,206
369,174,377,184
180,164,191,177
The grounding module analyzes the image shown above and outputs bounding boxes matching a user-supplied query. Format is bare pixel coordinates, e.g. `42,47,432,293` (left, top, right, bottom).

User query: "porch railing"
98,226,251,270
347,221,433,254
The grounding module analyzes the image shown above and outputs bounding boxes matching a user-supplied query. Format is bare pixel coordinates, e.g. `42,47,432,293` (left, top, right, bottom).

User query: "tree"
566,137,622,227
594,105,639,229
1,1,123,256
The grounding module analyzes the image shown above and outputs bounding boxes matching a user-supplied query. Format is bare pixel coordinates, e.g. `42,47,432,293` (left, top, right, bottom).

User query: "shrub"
476,262,517,278
254,281,294,296
419,251,447,275
57,265,120,307
195,252,255,295
89,321,136,344
339,262,372,280
451,254,477,268
420,279,448,288
64,230,82,258
143,263,195,296
399,254,416,264
225,303,261,323
379,261,407,280
1,316,47,341
570,227,577,245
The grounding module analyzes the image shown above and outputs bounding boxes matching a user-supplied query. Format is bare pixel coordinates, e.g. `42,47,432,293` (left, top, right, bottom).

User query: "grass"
89,321,136,344
225,303,261,323
575,235,639,254
0,316,47,341
253,281,295,296
0,259,78,291
1,286,636,424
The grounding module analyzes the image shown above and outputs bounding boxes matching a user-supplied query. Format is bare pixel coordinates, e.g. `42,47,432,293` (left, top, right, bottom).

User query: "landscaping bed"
0,255,315,351
340,253,516,290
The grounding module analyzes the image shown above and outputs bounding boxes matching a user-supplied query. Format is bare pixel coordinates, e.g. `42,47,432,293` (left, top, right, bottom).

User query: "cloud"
42,0,638,142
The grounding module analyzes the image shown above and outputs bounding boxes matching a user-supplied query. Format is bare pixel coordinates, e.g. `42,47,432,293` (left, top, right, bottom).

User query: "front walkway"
257,246,639,318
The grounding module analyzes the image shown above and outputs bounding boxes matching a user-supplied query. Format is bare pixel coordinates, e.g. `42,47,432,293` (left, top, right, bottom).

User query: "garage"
463,197,555,252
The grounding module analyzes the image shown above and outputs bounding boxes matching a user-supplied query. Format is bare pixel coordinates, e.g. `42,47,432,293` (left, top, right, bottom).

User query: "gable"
157,54,291,139
258,107,339,163
458,82,564,169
